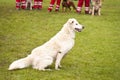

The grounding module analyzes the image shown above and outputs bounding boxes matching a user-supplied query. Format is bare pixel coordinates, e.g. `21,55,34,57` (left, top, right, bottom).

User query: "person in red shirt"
76,0,90,14
48,0,61,12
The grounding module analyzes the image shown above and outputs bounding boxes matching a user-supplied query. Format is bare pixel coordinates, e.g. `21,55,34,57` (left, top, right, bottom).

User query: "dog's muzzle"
75,26,84,32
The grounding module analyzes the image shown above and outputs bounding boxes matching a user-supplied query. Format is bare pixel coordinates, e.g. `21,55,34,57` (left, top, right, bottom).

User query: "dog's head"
93,0,102,9
67,18,84,32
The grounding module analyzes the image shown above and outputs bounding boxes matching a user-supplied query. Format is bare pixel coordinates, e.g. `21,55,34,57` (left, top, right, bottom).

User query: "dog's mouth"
75,28,82,32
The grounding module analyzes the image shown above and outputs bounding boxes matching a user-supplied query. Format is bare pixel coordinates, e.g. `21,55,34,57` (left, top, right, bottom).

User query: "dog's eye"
76,23,78,25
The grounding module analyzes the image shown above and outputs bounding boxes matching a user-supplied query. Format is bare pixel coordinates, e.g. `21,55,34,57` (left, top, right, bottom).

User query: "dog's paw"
55,68,60,70
59,64,62,68
44,69,52,71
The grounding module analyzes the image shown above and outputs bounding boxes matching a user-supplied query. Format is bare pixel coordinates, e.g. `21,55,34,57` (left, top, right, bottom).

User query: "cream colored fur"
8,18,84,71
89,0,102,16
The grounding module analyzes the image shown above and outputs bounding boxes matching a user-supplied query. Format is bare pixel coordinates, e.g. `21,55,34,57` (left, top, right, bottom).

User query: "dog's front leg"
30,3,32,10
26,2,28,10
92,7,95,16
62,6,64,12
55,52,65,70
98,8,101,16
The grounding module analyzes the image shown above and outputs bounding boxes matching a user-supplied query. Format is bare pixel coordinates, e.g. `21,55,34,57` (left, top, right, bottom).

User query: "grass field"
0,0,120,80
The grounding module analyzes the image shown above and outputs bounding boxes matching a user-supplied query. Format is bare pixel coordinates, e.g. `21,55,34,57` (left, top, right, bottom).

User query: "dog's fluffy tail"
8,55,32,70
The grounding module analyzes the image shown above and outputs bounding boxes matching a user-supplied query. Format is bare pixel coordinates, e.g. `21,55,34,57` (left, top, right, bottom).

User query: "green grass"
0,0,120,80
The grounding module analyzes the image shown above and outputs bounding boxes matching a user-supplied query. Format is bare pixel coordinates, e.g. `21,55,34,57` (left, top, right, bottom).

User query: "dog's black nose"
82,26,85,29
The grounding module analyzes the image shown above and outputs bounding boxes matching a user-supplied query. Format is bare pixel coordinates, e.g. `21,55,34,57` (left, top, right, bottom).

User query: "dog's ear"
68,18,74,24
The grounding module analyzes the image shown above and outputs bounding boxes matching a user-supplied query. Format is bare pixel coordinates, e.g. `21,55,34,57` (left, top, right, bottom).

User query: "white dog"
26,0,33,10
8,18,84,71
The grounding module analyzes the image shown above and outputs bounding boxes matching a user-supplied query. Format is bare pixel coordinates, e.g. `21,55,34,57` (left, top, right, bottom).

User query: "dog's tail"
8,55,32,70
